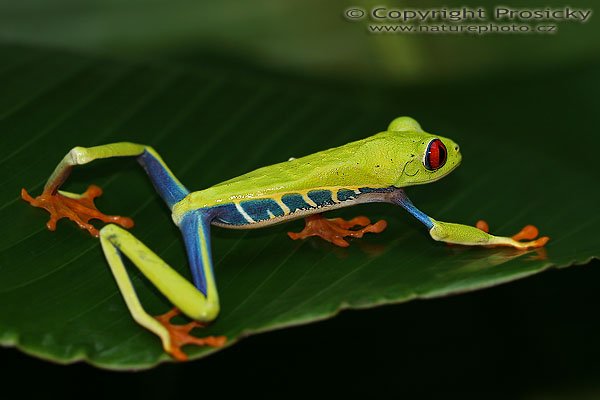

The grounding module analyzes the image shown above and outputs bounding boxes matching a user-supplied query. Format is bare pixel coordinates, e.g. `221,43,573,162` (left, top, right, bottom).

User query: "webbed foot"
154,308,226,361
21,184,134,237
288,214,387,248
476,219,549,249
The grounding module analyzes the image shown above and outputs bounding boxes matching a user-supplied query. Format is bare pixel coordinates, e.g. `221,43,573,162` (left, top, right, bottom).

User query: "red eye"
424,139,447,171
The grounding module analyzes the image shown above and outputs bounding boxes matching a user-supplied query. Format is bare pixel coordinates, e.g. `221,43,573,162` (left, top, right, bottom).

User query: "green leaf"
0,43,598,370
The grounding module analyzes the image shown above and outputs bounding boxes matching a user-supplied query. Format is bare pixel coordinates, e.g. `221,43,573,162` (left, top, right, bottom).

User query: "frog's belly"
209,188,394,230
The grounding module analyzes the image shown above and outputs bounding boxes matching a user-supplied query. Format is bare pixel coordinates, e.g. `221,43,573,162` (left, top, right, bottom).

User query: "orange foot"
476,219,550,249
154,308,227,361
288,214,387,248
21,184,134,237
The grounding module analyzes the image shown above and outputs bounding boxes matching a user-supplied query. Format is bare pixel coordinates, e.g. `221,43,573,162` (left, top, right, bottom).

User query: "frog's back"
187,131,408,207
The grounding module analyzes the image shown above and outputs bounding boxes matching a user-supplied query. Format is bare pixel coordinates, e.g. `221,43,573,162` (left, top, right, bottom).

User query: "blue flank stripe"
212,204,249,225
337,189,357,201
211,186,399,227
307,190,334,207
281,193,311,213
241,199,285,221
358,187,395,194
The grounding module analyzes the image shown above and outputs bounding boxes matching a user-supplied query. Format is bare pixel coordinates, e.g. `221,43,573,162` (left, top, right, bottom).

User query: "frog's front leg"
99,210,226,361
389,189,549,249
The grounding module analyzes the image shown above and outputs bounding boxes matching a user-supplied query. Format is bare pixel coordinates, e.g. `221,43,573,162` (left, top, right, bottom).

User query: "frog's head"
387,116,462,186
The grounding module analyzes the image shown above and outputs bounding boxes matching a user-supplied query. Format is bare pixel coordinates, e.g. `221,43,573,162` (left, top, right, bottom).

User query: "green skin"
182,117,459,207
22,116,547,360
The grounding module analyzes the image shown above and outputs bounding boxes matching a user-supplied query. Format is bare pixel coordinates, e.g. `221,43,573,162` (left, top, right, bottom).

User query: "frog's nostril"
454,145,459,152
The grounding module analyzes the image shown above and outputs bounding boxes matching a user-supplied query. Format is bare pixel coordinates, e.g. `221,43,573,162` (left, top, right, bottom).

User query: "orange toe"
525,236,550,249
475,220,489,233
512,225,539,241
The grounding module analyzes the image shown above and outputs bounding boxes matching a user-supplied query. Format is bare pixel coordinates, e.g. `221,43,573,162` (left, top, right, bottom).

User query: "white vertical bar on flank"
331,189,339,203
276,198,291,215
235,202,255,223
303,193,318,208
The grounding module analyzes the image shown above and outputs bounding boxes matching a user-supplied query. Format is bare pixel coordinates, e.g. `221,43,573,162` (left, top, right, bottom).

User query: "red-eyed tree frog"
21,116,549,361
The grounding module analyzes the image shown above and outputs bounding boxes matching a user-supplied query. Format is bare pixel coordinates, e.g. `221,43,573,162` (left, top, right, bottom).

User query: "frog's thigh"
99,223,220,341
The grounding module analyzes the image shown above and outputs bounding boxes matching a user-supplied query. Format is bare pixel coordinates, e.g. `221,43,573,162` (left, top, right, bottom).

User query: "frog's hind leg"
288,214,387,247
99,210,225,361
22,143,189,236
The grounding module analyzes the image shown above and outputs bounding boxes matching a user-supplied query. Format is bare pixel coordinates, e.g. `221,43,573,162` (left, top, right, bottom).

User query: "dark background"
1,0,599,397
